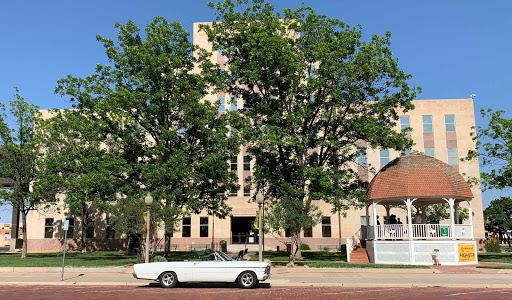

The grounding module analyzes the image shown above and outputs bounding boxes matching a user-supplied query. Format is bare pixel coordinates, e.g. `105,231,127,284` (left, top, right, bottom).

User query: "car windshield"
215,251,232,261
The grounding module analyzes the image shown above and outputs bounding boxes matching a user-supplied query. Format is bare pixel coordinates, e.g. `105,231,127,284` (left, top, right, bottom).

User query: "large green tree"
203,0,419,262
466,109,512,190
55,17,242,256
484,197,512,247
0,88,44,258
36,109,126,252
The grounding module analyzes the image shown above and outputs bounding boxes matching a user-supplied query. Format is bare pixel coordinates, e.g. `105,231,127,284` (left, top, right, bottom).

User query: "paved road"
1,285,511,300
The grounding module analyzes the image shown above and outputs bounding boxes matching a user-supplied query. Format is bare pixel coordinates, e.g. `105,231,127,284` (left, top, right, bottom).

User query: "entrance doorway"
231,217,258,244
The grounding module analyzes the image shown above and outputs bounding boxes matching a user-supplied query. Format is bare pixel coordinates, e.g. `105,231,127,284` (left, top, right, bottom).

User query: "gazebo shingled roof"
366,155,474,201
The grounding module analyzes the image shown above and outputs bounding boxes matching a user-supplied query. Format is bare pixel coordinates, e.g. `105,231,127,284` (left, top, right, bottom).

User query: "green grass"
249,251,346,262
477,265,512,269
478,252,512,264
0,251,200,267
269,261,429,269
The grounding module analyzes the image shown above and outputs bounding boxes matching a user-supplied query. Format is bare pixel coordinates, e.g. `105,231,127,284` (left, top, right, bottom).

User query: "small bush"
151,255,167,262
300,243,311,251
484,238,502,253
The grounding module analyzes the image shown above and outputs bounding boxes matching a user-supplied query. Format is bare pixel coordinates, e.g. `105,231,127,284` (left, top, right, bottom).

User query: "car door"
192,257,227,282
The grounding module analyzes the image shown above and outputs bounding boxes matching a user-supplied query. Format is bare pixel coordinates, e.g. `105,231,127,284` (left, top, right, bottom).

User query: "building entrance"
231,217,258,244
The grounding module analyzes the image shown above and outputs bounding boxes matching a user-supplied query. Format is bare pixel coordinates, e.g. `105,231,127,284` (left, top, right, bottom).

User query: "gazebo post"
372,201,378,240
445,198,456,240
405,198,413,240
365,204,369,229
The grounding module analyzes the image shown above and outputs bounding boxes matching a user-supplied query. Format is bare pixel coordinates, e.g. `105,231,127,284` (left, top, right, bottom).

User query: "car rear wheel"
238,271,258,289
159,271,178,288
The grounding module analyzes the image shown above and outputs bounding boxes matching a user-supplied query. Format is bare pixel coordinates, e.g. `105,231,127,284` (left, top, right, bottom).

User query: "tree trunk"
81,205,87,253
164,231,171,258
21,209,28,259
291,233,302,262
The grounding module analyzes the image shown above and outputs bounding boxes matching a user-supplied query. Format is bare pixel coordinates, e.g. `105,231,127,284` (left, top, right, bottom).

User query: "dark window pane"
200,217,208,225
182,217,191,225
45,218,54,227
244,185,250,196
304,227,313,237
322,217,331,238
44,227,53,239
200,226,208,238
182,226,191,238
243,156,251,171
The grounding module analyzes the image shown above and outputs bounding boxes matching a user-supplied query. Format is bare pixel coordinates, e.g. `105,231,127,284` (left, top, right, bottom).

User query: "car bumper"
132,272,138,279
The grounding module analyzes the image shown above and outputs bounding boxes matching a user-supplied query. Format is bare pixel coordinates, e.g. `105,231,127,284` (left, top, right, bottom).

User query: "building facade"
22,23,485,253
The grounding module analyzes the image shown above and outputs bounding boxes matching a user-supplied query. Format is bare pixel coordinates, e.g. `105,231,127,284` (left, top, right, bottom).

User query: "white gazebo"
364,155,477,265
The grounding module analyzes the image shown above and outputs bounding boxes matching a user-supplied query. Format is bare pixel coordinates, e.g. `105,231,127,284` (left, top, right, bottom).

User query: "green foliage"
151,255,168,262
484,238,502,253
484,197,512,247
203,0,419,262
300,243,311,251
54,17,243,254
465,109,512,190
0,87,44,258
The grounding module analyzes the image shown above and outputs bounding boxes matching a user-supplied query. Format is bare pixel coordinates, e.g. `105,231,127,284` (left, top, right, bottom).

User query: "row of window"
181,216,333,238
400,114,456,133
357,147,459,166
44,218,115,239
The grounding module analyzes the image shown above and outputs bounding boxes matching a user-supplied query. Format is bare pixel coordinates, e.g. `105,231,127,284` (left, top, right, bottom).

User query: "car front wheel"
159,271,178,288
238,271,258,289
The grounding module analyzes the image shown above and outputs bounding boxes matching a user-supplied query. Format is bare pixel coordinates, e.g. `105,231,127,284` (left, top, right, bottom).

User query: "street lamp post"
144,193,154,264
256,192,264,262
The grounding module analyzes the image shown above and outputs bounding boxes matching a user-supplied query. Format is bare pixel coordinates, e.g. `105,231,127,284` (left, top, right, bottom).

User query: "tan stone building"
22,23,485,253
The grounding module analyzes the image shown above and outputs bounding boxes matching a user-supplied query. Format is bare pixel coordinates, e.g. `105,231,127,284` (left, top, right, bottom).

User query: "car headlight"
265,265,270,275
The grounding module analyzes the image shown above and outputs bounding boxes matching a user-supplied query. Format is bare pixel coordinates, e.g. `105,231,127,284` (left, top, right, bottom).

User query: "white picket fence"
367,224,473,240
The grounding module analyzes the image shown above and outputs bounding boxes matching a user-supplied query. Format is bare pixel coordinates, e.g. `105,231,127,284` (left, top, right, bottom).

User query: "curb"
0,267,133,273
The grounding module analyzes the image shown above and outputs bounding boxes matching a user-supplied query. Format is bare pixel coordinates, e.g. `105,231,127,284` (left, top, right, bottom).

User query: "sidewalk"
0,265,511,288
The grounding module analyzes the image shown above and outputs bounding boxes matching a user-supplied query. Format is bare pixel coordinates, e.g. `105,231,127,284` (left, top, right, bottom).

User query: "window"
218,97,225,112
322,217,331,238
422,115,433,132
230,185,238,196
182,217,191,237
304,226,313,237
243,155,251,171
66,218,74,238
230,97,237,111
447,148,458,165
230,156,238,171
106,216,115,239
425,148,435,157
86,218,95,239
445,114,455,132
285,228,292,237
244,185,251,196
200,217,209,238
44,218,54,238
380,149,389,166
309,65,317,79
400,116,410,131
357,149,367,166
360,216,368,226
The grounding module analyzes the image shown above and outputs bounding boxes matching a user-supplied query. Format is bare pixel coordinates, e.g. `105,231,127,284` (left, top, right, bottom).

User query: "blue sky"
0,0,510,222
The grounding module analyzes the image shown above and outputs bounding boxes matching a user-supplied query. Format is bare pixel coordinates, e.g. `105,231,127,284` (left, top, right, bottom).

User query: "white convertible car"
133,251,271,289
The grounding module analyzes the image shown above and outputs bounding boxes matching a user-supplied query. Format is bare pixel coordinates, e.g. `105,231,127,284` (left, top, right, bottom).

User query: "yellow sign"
254,211,259,229
143,212,147,231
458,244,476,262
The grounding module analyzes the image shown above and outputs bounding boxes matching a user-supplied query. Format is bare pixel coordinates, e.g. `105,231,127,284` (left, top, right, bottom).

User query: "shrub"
300,243,311,251
151,255,168,262
485,238,502,253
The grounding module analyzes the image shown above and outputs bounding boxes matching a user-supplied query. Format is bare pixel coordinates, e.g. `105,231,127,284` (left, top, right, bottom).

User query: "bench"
318,244,341,250
190,244,209,250
153,244,180,251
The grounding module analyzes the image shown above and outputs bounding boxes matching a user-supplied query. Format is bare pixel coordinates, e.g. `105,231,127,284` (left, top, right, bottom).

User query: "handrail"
366,224,473,240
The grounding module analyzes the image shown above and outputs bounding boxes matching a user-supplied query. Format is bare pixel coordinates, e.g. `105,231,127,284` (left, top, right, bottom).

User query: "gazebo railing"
367,224,473,240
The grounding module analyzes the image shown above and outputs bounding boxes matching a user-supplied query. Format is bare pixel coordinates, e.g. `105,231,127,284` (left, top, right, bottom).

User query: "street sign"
64,220,69,231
